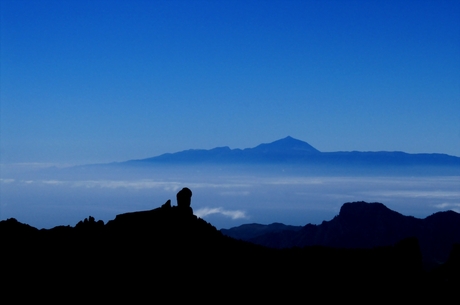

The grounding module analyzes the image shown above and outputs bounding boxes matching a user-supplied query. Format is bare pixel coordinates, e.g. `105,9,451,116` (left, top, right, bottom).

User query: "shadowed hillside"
222,201,460,269
2,189,458,300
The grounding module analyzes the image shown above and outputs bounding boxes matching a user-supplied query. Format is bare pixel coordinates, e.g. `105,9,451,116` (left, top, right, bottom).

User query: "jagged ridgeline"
2,189,459,300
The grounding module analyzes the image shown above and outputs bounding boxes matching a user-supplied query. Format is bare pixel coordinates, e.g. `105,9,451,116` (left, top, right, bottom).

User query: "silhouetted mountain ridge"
222,201,460,267
118,136,460,171
220,222,303,240
2,197,459,299
250,136,320,154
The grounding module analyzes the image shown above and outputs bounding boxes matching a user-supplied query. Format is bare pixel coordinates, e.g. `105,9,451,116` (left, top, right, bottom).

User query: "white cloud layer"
5,178,252,191
433,203,460,212
195,207,248,220
0,179,15,183
361,190,460,199
72,180,183,191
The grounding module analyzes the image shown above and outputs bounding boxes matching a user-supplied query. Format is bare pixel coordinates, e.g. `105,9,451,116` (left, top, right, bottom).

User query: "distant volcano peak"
251,136,320,154
120,136,460,172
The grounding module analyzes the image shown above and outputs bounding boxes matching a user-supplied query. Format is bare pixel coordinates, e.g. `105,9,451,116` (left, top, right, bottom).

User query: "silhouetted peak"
209,146,231,152
0,218,39,234
161,199,172,209
339,201,394,218
175,187,193,215
76,216,104,230
334,201,410,231
251,136,320,154
106,188,197,233
425,210,460,222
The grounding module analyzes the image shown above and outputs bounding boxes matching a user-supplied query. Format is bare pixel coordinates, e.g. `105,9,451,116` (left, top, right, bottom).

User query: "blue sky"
1,0,459,164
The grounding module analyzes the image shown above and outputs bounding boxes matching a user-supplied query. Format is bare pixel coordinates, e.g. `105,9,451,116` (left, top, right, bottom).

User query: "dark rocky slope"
2,194,458,301
223,202,460,268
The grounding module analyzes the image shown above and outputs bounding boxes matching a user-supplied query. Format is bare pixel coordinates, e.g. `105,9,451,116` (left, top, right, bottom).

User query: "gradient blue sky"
1,0,459,165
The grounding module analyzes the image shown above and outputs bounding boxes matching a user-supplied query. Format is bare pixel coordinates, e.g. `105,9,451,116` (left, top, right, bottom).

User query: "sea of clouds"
1,164,459,229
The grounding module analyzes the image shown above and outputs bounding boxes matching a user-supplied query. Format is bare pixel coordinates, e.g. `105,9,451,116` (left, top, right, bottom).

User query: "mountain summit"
128,136,320,164
250,136,320,154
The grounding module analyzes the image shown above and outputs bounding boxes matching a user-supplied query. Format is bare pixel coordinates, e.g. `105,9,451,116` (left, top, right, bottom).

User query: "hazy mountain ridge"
118,137,460,172
220,222,303,240
221,201,460,267
125,136,320,164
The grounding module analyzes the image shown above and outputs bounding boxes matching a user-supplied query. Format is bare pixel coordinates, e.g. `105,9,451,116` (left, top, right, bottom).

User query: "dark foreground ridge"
222,202,460,269
2,189,459,301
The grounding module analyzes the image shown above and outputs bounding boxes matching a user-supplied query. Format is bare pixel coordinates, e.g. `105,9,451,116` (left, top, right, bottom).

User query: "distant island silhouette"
74,136,460,175
2,188,459,300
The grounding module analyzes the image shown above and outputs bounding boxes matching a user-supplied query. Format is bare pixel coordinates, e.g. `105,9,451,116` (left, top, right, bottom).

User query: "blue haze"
2,148,459,229
1,0,459,165
1,1,459,228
